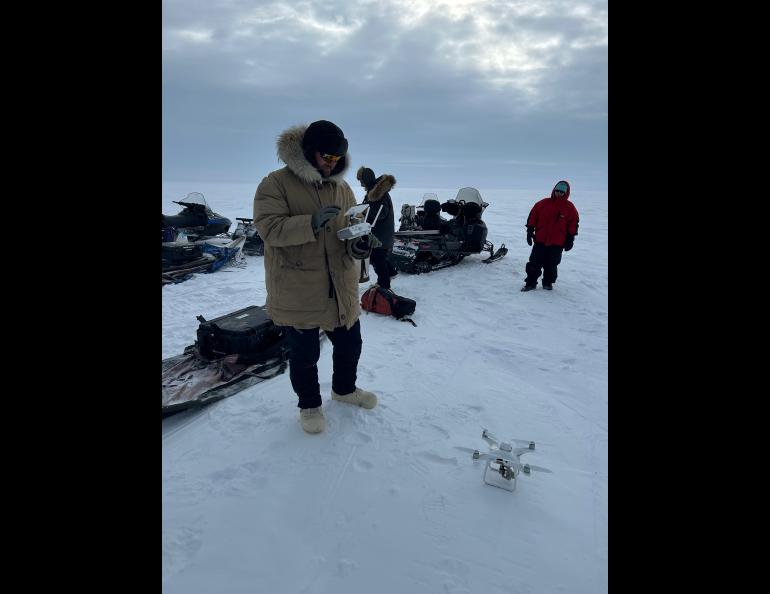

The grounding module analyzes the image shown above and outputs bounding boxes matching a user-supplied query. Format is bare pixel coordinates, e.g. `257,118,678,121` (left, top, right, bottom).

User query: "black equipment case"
162,241,204,266
196,305,283,360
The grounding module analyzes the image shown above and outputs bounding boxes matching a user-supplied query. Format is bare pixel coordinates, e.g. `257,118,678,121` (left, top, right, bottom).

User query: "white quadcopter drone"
457,429,552,492
336,203,384,240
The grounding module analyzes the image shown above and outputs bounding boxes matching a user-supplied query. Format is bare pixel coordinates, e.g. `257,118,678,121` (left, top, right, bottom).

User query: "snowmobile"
162,192,239,275
231,217,265,256
161,235,246,285
162,192,232,243
388,187,508,274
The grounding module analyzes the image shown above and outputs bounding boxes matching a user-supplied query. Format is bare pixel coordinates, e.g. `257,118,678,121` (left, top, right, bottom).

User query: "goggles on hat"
554,182,568,193
320,153,342,163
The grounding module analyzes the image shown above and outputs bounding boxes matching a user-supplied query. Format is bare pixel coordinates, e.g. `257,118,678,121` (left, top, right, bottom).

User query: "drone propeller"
511,446,534,456
455,446,534,460
512,439,542,449
455,446,481,456
521,463,553,474
480,428,539,450
455,447,502,460
461,451,518,465
487,458,553,477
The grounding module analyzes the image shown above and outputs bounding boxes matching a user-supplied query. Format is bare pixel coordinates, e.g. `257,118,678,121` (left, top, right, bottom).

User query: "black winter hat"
357,166,376,190
302,120,349,156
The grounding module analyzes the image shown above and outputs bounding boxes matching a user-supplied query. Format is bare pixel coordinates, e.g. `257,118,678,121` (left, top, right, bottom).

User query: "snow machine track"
390,254,465,274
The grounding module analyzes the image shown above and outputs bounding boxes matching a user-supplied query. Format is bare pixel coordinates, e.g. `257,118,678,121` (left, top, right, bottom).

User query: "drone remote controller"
336,203,384,241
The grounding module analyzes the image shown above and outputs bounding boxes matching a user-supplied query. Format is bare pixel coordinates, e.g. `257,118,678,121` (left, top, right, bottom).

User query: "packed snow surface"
162,181,608,594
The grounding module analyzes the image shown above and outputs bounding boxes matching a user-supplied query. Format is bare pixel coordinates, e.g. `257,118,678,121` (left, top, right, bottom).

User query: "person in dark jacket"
521,180,580,291
357,166,396,289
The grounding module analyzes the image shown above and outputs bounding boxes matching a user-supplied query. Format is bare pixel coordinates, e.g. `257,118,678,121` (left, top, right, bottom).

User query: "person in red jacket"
521,180,579,291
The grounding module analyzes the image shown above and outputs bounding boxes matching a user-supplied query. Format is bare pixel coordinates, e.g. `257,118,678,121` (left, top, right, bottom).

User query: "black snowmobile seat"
162,211,207,229
423,199,441,214
441,201,460,217
422,199,444,231
463,201,482,221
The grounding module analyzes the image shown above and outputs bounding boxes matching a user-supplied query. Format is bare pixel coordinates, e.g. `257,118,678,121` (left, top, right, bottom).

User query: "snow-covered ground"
162,180,608,594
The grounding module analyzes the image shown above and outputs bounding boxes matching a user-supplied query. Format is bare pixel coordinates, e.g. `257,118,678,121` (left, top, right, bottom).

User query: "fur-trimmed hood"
276,124,351,186
356,166,396,202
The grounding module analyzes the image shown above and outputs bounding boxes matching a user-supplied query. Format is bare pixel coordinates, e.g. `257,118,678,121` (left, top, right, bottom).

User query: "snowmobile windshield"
175,192,210,209
455,187,484,206
419,193,439,206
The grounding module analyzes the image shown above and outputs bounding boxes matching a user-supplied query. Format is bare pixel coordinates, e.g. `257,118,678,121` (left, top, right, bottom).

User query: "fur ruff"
356,167,396,202
276,124,350,185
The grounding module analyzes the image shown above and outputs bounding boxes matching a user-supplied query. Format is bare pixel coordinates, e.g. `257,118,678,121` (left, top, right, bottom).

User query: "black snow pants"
281,320,362,409
524,243,564,287
369,248,392,289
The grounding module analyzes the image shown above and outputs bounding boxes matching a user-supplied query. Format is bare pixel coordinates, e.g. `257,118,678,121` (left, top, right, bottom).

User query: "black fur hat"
302,120,348,156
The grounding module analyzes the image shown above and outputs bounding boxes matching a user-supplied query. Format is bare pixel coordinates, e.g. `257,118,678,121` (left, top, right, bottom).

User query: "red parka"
526,181,580,247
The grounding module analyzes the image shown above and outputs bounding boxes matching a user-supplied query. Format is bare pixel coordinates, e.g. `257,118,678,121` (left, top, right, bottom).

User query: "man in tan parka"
254,120,379,434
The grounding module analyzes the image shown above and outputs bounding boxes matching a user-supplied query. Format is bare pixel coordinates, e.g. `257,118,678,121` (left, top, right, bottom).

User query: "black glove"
311,205,341,234
564,234,574,251
349,234,382,259
349,238,369,259
526,226,535,246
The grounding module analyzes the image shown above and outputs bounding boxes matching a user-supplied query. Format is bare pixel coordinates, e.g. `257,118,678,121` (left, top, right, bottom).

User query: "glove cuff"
346,240,371,260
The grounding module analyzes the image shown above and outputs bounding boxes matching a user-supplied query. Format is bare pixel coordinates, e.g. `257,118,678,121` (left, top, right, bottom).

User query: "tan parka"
253,124,365,331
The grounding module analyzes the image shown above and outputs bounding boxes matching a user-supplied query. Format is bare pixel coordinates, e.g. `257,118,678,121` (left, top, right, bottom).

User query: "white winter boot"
300,406,326,433
331,387,378,409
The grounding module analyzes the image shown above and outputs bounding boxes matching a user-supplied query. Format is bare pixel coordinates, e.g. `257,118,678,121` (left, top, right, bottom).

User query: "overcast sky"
162,0,607,191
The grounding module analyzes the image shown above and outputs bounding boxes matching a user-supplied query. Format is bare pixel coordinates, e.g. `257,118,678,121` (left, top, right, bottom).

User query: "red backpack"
361,286,417,326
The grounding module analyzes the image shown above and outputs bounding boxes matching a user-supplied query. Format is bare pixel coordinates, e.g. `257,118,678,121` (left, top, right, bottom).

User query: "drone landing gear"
483,457,518,491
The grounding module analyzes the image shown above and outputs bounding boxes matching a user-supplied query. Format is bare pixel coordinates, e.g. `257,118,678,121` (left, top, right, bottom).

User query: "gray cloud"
163,0,607,190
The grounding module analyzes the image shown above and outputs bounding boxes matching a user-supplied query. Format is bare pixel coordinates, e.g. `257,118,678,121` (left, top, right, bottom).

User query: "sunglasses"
320,153,342,163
